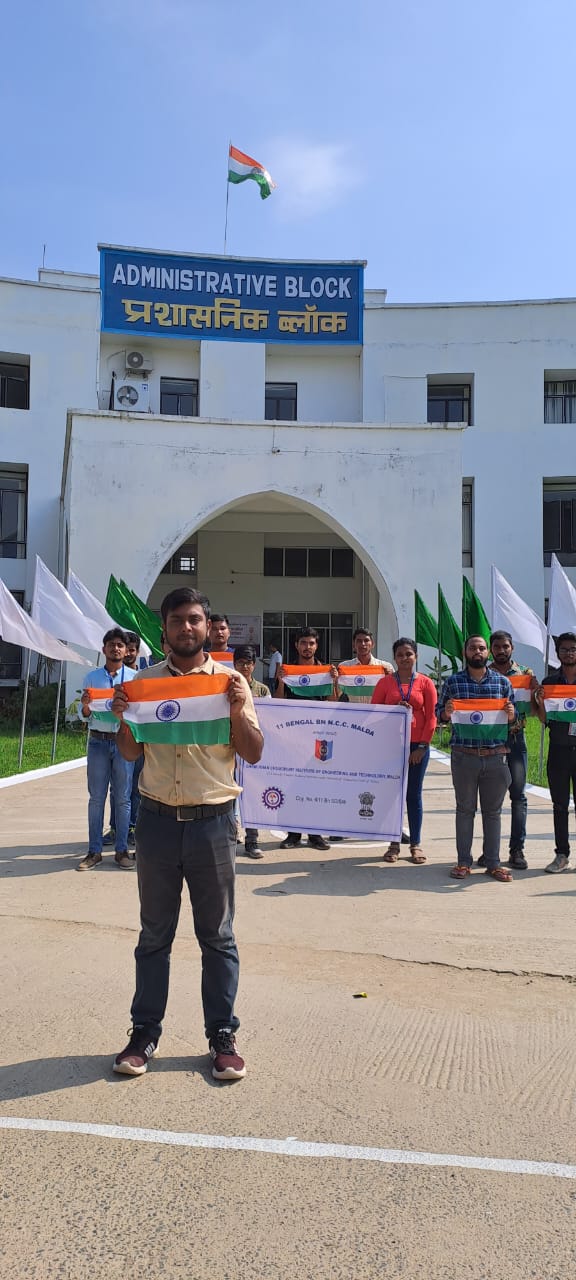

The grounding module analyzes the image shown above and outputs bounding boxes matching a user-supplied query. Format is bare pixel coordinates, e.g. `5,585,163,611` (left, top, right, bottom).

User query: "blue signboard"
99,246,364,345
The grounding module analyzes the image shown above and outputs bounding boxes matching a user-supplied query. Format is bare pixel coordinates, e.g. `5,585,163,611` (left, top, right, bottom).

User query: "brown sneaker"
114,851,136,870
113,1027,159,1076
209,1028,246,1080
77,851,102,871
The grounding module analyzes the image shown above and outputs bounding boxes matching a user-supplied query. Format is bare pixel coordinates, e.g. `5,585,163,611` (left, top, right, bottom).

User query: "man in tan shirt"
110,588,263,1082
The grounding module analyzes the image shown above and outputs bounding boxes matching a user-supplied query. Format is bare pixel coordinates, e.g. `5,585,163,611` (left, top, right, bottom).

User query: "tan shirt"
135,656,260,806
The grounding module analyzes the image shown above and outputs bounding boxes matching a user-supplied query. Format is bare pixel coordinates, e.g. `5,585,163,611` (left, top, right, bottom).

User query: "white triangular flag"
68,569,151,660
0,577,90,665
32,557,105,652
548,553,576,639
491,565,547,660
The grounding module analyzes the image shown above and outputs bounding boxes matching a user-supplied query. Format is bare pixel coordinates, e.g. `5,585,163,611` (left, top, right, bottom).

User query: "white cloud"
267,139,362,220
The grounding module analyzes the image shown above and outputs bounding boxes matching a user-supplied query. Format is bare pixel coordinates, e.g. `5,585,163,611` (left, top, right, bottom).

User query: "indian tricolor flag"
228,145,276,200
509,674,533,719
123,674,231,745
86,688,119,728
543,685,576,722
451,697,509,743
337,664,387,700
210,651,235,669
283,665,334,698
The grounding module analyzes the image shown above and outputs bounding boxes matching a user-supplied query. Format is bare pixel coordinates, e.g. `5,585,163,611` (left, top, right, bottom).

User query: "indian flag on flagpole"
337,664,386,700
228,145,276,199
283,665,334,698
123,674,231,745
86,688,119,728
451,697,509,743
543,685,576,722
509,674,533,719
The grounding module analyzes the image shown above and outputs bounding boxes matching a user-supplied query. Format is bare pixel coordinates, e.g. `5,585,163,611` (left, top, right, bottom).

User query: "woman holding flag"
371,638,437,864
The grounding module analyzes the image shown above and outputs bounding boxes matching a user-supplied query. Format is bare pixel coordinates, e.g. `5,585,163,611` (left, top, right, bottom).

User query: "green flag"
414,590,438,648
438,586,464,672
462,577,491,645
120,580,163,657
106,576,163,659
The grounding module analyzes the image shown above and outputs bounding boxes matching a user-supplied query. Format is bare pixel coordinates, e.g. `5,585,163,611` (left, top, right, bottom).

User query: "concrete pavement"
1,758,576,1279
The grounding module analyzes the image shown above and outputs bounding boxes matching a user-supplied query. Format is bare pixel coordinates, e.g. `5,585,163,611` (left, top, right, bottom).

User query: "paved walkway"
1,759,575,1279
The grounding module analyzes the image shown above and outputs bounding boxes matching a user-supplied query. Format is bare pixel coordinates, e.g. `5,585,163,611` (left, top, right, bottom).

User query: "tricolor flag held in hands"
543,686,576,723
337,664,387,699
86,688,119,728
451,698,509,743
228,145,276,200
123,675,231,745
509,674,533,719
209,652,235,669
282,665,334,698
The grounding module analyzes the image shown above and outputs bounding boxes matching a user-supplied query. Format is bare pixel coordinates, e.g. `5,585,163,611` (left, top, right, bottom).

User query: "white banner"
238,700,411,839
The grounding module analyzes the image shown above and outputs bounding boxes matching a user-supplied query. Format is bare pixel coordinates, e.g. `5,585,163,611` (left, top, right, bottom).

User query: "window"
427,382,471,425
462,481,473,568
0,467,27,558
161,544,198,575
544,379,576,424
263,547,356,577
160,378,199,417
265,382,297,421
263,612,356,666
543,481,576,565
0,589,23,680
0,360,29,410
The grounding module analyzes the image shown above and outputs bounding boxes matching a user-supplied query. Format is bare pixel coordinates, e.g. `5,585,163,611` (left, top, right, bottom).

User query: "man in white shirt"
266,642,283,694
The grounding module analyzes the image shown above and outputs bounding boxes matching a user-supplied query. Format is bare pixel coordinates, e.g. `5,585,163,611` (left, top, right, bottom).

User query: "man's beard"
468,656,487,669
169,637,205,659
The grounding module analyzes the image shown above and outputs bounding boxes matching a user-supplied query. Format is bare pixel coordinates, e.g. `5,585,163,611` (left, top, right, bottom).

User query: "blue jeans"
131,801,239,1040
507,733,527,851
406,746,430,845
110,754,144,830
87,735,134,854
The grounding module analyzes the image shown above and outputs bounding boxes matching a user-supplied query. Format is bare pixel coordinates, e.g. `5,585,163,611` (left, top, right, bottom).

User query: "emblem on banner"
315,739,333,762
358,791,375,819
262,787,285,811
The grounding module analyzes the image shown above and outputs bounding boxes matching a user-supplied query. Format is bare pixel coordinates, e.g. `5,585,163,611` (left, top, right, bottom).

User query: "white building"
2,243,575,686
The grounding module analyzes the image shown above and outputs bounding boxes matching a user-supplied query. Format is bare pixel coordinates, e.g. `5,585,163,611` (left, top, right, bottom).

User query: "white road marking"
0,1115,575,1179
0,758,86,789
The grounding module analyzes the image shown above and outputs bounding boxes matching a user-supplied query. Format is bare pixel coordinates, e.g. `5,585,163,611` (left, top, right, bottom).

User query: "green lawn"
433,714,549,786
0,727,87,778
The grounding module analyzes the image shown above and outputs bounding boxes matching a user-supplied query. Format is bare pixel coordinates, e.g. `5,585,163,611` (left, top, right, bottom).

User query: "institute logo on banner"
358,791,375,819
262,787,285,811
155,699,181,722
315,739,333,761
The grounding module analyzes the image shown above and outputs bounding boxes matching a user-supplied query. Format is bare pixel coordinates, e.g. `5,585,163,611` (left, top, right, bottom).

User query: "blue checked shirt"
437,667,515,749
80,663,137,733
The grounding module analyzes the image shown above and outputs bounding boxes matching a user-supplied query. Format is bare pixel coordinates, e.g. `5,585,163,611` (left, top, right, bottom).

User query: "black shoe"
113,1026,158,1076
477,854,487,867
244,841,264,860
400,830,411,844
508,849,528,870
280,835,302,849
308,835,331,851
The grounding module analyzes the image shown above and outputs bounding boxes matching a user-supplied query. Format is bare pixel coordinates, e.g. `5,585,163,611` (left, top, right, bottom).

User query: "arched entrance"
146,491,397,670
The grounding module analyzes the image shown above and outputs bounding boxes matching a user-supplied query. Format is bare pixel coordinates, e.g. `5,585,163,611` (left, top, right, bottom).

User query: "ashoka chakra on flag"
155,700,181,722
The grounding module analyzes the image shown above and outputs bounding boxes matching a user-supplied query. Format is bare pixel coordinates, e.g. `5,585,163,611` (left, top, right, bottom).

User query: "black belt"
89,729,118,742
140,796,234,822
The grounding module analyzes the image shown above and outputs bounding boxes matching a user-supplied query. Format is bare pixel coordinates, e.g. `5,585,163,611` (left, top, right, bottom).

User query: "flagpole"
538,633,550,783
437,583,442,695
17,648,32,770
224,139,231,255
50,659,64,764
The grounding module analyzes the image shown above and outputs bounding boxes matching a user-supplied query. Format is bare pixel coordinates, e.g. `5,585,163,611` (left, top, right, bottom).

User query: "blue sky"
2,0,574,301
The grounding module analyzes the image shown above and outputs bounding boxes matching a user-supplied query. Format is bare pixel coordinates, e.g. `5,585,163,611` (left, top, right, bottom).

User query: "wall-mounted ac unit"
114,380,150,412
125,350,153,373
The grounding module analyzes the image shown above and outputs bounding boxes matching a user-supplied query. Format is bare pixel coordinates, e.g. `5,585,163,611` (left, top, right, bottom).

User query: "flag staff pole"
50,659,64,764
436,584,442,695
224,140,231,255
17,648,32,769
538,633,550,783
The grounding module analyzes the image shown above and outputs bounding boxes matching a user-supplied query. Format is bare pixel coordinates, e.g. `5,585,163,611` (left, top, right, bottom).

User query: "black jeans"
507,733,528,851
547,743,576,858
130,803,240,1040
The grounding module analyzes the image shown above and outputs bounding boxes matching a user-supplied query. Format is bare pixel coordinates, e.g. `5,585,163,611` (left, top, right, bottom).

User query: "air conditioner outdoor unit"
125,349,154,372
114,380,150,412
